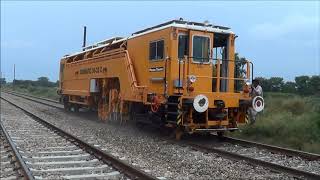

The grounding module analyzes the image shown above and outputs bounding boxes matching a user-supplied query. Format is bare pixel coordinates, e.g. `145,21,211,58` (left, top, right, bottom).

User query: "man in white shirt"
248,79,263,124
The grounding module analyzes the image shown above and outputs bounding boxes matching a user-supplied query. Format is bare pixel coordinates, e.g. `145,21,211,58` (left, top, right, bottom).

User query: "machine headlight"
188,75,197,83
193,94,209,113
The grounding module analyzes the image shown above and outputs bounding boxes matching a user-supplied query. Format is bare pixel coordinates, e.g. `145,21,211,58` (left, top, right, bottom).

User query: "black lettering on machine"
79,66,107,75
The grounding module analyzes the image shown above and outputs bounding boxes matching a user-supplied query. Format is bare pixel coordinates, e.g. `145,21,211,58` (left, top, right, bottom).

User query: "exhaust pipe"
82,26,87,50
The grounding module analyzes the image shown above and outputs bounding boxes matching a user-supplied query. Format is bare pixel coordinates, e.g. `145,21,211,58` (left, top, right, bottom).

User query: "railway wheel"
98,98,109,121
175,127,184,140
63,102,71,111
72,104,79,112
217,131,224,137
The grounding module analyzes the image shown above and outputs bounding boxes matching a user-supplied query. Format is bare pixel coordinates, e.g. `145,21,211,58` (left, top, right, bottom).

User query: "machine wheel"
217,131,224,137
64,102,71,111
175,127,184,140
72,104,79,112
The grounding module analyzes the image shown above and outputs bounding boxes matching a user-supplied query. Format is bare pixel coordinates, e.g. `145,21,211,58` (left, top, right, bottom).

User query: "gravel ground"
1,100,125,179
1,93,297,179
211,143,320,175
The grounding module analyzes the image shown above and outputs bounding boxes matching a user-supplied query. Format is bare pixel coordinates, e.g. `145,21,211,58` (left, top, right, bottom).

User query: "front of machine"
162,23,261,137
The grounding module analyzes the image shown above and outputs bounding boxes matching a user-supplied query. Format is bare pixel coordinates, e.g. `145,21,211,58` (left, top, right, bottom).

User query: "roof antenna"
204,20,209,26
82,26,87,51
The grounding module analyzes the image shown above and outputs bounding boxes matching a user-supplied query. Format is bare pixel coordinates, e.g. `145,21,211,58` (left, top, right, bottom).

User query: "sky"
1,1,319,82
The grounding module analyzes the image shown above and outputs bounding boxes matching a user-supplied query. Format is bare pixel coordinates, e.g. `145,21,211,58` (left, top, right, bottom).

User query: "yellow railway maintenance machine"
58,19,263,139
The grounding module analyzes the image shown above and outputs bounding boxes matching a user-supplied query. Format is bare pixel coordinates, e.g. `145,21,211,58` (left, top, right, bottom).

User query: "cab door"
188,30,213,93
148,39,166,95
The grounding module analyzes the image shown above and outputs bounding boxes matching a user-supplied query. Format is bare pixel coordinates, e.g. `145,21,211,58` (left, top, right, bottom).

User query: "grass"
231,92,320,154
1,84,60,101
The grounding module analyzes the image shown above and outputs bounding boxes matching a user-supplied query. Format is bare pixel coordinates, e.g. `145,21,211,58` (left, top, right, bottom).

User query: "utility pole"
13,64,16,90
82,26,87,51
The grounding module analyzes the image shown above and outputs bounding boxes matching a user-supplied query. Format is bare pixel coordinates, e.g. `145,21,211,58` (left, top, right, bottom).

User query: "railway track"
1,123,33,180
182,140,320,180
2,91,63,109
3,91,320,179
0,96,157,180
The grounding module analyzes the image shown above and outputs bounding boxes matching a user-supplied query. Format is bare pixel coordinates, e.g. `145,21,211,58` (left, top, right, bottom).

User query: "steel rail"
2,90,59,103
217,135,320,161
1,96,157,180
2,91,62,109
184,141,320,180
0,122,35,180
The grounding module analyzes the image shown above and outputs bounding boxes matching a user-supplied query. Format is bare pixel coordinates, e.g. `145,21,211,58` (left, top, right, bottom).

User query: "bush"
232,93,320,154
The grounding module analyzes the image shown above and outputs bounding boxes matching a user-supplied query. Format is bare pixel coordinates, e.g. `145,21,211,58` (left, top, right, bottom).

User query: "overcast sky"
1,1,319,82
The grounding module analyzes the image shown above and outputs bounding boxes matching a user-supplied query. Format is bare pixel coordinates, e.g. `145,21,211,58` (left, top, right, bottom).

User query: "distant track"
0,95,157,180
3,91,63,109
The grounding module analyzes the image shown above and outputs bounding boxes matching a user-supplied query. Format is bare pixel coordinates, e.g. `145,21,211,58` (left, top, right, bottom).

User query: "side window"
178,34,189,59
60,63,64,73
193,36,210,62
149,40,164,61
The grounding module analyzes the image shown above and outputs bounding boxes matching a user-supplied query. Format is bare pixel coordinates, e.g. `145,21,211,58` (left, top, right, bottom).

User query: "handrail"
123,50,147,91
180,57,253,81
180,56,253,93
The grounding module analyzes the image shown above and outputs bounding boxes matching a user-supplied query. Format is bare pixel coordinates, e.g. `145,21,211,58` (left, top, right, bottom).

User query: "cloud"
1,40,34,49
250,15,319,40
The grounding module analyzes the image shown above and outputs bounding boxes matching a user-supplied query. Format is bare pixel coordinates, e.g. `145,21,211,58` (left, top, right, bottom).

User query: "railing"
124,50,148,101
177,56,253,93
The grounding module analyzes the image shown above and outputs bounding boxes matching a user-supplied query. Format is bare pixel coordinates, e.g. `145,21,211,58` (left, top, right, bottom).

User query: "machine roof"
64,19,233,58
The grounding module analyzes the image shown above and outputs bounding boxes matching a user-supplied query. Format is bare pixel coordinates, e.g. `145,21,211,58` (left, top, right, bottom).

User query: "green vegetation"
232,92,320,154
1,77,59,100
256,76,320,95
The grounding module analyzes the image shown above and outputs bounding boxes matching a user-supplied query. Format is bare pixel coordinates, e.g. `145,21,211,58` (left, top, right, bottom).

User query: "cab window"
192,36,210,62
149,40,164,60
178,34,189,59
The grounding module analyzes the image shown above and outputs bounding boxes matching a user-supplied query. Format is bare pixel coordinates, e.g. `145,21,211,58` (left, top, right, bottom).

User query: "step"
167,102,179,106
167,112,179,116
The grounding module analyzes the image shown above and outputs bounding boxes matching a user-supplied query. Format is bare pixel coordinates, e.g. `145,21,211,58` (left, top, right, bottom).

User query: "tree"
256,77,271,91
269,77,284,92
309,75,320,95
0,78,6,85
295,76,311,95
234,53,248,91
282,81,296,93
37,77,50,87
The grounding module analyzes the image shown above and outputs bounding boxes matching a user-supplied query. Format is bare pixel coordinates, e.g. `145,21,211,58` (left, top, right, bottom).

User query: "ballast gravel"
1,100,125,179
1,93,297,179
212,143,320,175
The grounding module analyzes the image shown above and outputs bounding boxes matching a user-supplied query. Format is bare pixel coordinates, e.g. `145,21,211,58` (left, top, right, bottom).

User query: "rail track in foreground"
3,90,320,179
1,123,33,180
0,96,157,180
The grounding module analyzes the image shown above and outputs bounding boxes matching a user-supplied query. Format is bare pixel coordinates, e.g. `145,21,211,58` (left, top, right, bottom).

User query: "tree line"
256,76,320,95
1,75,319,96
6,77,58,87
